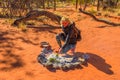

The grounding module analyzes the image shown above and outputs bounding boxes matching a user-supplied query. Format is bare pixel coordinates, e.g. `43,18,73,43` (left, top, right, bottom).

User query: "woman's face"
62,21,69,27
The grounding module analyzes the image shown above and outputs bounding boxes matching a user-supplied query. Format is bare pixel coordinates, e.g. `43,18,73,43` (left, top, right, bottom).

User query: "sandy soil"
0,8,120,80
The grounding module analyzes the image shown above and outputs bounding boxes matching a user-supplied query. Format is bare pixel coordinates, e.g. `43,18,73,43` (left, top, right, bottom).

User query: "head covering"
60,17,73,27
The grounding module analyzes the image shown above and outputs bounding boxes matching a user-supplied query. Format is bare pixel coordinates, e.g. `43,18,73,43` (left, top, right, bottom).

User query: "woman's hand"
58,48,62,53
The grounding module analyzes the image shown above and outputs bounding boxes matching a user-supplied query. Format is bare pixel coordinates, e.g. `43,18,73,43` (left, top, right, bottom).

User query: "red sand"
0,9,120,80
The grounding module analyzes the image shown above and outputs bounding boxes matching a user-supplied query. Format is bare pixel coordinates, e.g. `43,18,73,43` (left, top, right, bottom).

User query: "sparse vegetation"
0,1,120,80
0,0,119,18
18,22,27,32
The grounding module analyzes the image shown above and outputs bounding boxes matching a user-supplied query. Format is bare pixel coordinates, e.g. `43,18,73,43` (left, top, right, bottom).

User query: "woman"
56,17,81,55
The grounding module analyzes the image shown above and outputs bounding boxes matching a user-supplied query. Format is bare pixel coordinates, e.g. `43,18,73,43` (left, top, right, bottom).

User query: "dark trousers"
56,33,76,54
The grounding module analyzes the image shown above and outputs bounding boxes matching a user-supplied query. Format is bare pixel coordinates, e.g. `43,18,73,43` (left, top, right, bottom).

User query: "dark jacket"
61,23,77,49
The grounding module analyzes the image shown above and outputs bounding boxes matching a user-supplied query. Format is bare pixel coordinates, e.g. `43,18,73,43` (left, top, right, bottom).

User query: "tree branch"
79,8,120,26
12,10,62,26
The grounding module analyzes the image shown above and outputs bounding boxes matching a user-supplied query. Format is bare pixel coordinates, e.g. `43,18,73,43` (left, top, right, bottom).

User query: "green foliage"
49,54,60,63
49,58,56,63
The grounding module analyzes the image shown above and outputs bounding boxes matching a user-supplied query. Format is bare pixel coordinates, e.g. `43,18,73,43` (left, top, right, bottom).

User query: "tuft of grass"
18,23,27,32
4,19,15,24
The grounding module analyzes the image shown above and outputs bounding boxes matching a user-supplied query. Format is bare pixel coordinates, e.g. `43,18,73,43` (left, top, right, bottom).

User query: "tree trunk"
53,0,56,11
97,0,100,11
79,0,82,9
83,0,87,11
76,0,78,9
47,0,50,8
79,8,120,26
42,0,45,9
115,0,119,6
12,10,62,26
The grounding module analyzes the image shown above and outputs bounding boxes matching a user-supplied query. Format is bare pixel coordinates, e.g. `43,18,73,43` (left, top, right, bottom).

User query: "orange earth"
0,8,120,80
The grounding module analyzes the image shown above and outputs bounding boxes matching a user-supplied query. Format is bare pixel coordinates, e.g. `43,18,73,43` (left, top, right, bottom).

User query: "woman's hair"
60,17,73,26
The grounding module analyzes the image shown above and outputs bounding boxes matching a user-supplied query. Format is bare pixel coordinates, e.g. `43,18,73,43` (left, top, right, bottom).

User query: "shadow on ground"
0,30,39,71
0,24,61,71
27,24,60,34
74,52,114,75
0,31,26,71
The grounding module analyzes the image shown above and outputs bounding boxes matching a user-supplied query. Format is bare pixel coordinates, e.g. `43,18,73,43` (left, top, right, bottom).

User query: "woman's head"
60,17,73,27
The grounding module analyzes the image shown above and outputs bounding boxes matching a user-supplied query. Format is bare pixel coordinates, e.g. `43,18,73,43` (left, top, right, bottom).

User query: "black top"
61,23,77,49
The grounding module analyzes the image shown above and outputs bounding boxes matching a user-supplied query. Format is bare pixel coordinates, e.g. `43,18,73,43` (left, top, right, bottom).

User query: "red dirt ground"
0,8,120,80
